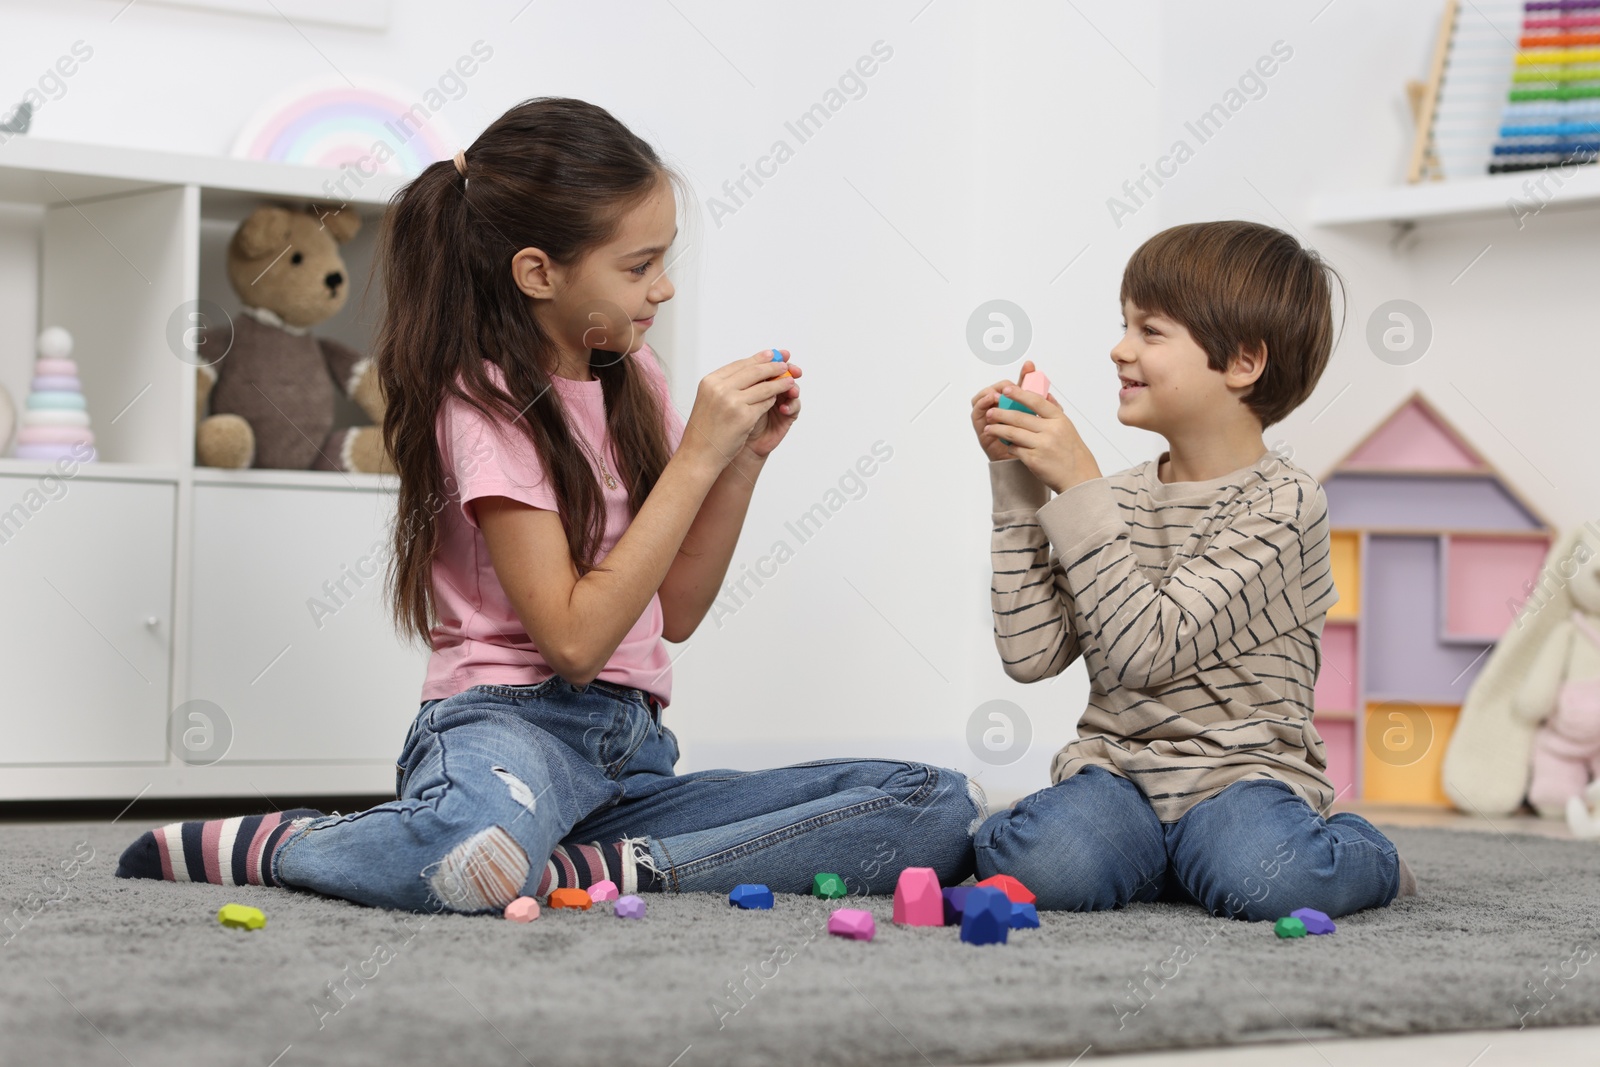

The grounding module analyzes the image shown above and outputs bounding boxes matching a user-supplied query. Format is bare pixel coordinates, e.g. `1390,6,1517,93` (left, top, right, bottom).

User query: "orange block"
1328,531,1360,620
548,888,593,910
1361,702,1459,806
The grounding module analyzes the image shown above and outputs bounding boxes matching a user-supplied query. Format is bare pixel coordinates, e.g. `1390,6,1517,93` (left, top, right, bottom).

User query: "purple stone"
614,895,646,919
1290,907,1336,935
942,886,973,926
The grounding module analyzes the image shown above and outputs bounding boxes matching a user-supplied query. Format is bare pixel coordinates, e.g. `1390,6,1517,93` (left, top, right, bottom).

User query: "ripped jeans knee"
423,825,530,913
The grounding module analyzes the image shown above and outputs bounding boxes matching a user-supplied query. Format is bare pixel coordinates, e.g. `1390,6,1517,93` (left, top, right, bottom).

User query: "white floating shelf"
0,135,408,212
1310,167,1600,227
0,458,180,484
191,467,399,491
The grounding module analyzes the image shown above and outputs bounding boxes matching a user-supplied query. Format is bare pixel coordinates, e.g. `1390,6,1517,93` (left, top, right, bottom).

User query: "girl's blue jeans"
973,765,1402,920
273,678,983,913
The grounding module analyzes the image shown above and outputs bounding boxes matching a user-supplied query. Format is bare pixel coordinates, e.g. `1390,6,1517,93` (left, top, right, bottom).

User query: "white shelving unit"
0,137,429,801
1310,167,1600,227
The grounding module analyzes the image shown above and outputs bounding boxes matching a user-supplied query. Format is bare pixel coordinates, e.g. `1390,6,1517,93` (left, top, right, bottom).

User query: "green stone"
1274,916,1307,939
812,873,847,899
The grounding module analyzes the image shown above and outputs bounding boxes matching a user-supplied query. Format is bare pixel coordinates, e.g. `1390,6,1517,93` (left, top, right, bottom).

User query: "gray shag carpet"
1,820,1598,1067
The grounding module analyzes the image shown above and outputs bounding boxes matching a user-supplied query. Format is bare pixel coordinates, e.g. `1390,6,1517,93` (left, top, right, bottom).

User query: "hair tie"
453,149,468,179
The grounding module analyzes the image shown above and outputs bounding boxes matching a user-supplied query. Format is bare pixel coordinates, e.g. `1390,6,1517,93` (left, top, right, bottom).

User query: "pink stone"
588,879,619,901
504,897,540,923
828,908,876,941
614,895,646,919
892,867,943,926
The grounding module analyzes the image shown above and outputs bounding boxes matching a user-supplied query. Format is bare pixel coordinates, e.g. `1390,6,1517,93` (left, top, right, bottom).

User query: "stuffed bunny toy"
1513,543,1600,817
1565,780,1600,839
1445,524,1600,815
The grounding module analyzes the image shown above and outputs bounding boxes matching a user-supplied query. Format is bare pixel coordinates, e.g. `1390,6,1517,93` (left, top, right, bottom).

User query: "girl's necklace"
557,363,617,489
576,433,619,490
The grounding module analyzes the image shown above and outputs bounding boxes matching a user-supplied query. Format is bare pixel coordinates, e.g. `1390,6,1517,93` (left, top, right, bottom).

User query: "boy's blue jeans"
974,765,1401,920
273,678,982,913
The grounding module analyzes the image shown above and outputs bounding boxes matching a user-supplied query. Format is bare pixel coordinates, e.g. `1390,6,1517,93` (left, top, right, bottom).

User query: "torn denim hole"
492,765,538,814
423,826,529,911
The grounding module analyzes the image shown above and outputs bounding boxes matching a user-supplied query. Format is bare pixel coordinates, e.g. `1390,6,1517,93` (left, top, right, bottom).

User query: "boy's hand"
970,362,1032,463
979,360,1103,493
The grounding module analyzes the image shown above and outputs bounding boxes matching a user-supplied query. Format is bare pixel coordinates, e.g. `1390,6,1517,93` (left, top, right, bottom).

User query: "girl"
118,97,983,914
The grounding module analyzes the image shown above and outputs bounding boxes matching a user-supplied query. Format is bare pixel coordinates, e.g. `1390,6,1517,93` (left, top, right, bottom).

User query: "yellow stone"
217,903,266,930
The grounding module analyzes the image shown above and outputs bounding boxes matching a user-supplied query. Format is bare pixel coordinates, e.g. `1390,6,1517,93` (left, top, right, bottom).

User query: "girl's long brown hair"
374,97,684,648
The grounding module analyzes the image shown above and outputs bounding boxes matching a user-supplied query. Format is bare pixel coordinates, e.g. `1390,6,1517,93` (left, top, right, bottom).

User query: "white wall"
1155,0,1593,533
9,1,1574,805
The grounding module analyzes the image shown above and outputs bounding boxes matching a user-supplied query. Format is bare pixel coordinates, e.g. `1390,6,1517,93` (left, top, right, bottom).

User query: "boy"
968,220,1414,919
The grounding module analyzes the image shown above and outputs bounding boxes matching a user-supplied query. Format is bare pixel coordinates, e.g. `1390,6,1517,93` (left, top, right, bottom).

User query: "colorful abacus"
10,327,96,463
1491,0,1600,173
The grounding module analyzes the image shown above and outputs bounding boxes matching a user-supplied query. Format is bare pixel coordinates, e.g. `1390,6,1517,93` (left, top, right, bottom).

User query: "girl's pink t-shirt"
420,343,686,705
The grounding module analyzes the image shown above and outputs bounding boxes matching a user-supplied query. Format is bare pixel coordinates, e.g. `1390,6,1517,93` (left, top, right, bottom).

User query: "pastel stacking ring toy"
12,326,96,463
27,391,86,410
23,409,90,426
16,426,94,446
0,383,13,455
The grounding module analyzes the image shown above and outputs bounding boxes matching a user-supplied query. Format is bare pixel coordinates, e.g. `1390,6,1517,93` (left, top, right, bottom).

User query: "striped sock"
115,808,324,887
535,836,664,898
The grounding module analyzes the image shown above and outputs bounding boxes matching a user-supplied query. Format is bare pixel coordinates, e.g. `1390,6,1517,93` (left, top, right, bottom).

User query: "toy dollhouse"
1315,391,1554,805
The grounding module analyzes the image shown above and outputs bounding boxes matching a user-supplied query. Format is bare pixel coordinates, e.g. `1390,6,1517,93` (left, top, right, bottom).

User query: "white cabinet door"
0,476,174,763
188,485,428,764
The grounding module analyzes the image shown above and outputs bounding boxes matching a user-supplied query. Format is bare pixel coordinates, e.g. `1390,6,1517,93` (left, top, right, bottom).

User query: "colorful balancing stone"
614,895,646,919
217,903,266,930
548,888,592,910
960,887,1010,946
996,370,1050,416
975,874,1036,905
942,886,973,927
1008,902,1040,929
812,872,847,899
588,879,620,902
827,908,876,941
892,867,943,926
1274,916,1307,939
996,370,1049,444
1290,908,1336,935
771,349,792,378
729,884,774,910
504,897,540,923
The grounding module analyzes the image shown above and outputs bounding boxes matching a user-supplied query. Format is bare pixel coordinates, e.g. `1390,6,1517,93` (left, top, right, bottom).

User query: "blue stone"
960,886,1010,945
729,884,774,910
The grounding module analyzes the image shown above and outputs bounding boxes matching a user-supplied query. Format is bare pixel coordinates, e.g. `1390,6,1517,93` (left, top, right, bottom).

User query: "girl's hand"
742,350,800,460
680,350,797,471
970,359,1039,463
979,360,1103,493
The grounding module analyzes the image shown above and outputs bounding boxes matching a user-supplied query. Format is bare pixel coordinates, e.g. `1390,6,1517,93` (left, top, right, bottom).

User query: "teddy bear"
195,200,393,474
1512,540,1600,818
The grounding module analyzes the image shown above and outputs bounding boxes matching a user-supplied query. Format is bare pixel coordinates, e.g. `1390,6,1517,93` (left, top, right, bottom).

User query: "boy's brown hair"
1120,220,1343,429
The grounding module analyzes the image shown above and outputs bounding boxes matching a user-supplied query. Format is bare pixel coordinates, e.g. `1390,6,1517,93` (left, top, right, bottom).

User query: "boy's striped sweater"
989,451,1338,823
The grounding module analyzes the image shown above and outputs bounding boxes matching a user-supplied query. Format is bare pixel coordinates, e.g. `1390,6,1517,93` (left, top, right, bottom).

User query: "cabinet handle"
145,616,160,628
